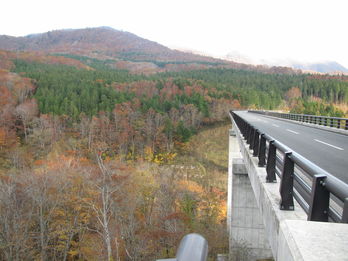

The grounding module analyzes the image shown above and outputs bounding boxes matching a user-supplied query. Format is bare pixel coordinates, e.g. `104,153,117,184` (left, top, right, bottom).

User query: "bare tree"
15,99,38,142
86,155,122,261
0,175,34,260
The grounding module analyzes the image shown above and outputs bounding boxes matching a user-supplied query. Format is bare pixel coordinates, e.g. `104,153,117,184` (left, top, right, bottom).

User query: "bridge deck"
235,111,348,183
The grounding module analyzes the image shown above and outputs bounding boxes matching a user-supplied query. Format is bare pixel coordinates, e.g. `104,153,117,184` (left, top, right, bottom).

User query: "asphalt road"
235,111,348,184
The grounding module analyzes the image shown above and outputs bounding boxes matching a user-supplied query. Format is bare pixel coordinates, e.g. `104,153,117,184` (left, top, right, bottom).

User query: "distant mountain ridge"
223,51,348,74
0,27,300,74
292,61,348,74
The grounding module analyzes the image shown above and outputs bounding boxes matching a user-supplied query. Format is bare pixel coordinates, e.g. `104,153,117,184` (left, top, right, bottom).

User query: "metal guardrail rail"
249,110,348,130
231,110,348,223
157,233,208,261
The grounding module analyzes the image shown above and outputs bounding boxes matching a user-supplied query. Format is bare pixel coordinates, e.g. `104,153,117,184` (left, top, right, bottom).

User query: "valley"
0,27,347,260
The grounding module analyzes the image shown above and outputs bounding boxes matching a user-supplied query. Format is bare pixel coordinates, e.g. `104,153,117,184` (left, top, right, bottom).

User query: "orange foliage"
177,180,204,194
0,128,5,147
285,87,302,100
0,49,93,70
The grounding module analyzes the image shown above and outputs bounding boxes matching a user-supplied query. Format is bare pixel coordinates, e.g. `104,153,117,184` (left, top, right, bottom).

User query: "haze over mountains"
0,27,299,74
291,61,348,74
0,26,345,74
224,51,348,74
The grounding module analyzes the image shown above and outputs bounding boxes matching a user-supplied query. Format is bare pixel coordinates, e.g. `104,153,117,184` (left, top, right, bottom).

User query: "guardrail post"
266,140,276,183
249,127,255,150
247,125,253,145
342,198,348,223
244,124,248,140
308,174,329,222
244,124,248,139
345,120,348,130
337,120,341,129
253,130,259,156
242,121,247,136
279,152,294,210
330,118,334,127
258,134,266,167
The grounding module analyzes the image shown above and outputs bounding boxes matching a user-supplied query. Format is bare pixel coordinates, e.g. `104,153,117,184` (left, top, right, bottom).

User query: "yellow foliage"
144,146,177,164
144,146,154,162
218,202,227,222
153,152,177,164
68,250,79,257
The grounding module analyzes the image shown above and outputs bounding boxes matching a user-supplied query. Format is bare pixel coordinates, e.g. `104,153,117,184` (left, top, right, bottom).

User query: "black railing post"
253,130,259,156
279,152,294,210
342,198,348,223
338,120,341,129
345,120,348,130
249,127,255,150
330,118,334,127
308,174,329,222
247,125,252,144
266,140,276,183
244,124,249,139
258,134,266,167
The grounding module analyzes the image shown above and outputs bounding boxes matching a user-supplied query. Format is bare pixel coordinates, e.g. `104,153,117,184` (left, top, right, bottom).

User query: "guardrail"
157,233,208,261
231,111,348,223
249,110,348,130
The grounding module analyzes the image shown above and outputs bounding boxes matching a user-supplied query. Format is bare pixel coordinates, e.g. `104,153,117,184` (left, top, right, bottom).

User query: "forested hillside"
0,27,302,74
0,28,348,260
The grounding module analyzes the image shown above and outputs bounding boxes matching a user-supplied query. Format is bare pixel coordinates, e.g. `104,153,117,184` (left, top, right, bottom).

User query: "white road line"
286,129,299,135
314,139,344,151
272,124,280,127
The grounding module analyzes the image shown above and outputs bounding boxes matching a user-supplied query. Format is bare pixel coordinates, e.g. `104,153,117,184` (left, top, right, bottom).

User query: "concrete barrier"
229,119,348,260
228,128,272,260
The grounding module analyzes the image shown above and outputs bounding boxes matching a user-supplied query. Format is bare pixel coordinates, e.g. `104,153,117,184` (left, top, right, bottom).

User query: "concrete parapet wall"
230,120,348,260
278,220,348,261
229,129,272,260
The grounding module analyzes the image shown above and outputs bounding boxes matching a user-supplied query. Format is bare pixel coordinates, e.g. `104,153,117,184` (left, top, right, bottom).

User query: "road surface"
235,111,348,183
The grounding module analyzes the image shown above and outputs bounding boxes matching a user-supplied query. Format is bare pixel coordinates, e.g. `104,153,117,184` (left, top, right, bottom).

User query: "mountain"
0,27,301,75
291,61,348,74
0,27,226,64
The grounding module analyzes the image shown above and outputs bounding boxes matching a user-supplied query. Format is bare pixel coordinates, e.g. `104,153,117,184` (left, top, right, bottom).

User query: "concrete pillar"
228,129,272,261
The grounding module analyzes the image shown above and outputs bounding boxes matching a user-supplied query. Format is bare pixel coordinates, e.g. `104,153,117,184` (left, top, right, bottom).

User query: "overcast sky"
1,0,347,67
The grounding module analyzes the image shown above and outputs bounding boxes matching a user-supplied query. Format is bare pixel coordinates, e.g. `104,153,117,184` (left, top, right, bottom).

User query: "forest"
0,53,348,260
